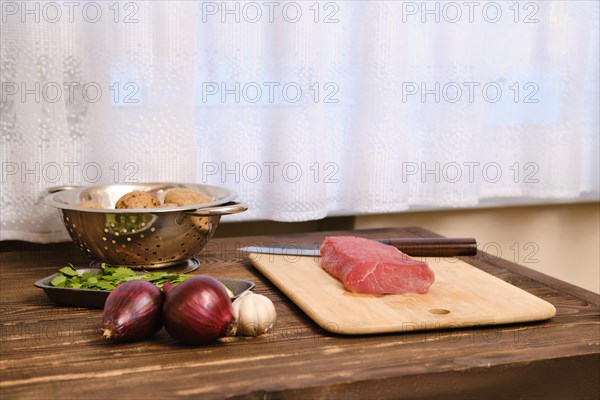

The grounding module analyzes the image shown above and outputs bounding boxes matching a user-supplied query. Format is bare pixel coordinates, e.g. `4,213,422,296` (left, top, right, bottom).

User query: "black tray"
35,268,255,309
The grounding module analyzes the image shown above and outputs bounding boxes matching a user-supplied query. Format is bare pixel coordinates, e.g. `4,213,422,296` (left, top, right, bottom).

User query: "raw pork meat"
320,236,435,294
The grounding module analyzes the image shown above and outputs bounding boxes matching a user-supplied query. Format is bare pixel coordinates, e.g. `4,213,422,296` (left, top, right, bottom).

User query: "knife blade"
239,237,477,257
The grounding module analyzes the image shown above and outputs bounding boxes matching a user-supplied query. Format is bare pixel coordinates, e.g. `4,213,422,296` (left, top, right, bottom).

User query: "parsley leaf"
48,264,233,297
50,275,67,287
58,265,78,277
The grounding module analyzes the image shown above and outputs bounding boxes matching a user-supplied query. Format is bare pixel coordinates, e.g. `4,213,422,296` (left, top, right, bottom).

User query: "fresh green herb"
48,263,234,297
58,266,78,277
50,274,67,287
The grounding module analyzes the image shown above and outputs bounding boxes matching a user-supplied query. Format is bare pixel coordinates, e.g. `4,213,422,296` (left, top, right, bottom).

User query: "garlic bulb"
232,292,277,336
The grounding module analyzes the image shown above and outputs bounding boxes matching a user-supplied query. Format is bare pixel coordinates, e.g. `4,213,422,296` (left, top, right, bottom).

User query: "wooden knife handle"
378,238,477,257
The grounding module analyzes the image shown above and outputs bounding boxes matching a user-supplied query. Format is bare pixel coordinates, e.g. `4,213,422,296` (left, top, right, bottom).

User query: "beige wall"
356,202,600,294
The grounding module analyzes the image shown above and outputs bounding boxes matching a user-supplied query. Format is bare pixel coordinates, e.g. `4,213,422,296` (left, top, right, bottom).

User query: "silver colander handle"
38,185,82,204
45,185,82,194
184,201,248,216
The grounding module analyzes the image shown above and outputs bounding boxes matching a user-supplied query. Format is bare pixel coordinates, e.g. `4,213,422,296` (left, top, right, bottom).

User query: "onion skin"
163,276,235,345
102,280,163,341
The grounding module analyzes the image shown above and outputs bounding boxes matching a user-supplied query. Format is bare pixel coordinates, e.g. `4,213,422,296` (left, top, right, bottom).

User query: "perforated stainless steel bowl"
45,183,247,269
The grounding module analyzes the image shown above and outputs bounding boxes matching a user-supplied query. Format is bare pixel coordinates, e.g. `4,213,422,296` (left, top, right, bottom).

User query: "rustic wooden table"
1,227,598,399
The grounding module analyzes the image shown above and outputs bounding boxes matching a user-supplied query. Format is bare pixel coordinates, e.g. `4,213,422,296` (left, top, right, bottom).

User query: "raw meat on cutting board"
320,236,435,294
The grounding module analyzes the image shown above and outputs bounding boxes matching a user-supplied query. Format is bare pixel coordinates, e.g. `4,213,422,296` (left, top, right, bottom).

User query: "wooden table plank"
1,227,598,399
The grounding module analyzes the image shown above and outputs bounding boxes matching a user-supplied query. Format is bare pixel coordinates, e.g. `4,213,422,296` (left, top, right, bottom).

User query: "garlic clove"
232,291,277,337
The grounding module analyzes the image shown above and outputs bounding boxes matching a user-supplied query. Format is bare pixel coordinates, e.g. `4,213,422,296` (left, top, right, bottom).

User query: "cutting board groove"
249,254,556,335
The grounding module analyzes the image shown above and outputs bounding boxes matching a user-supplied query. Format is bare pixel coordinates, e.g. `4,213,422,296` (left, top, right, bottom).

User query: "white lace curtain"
1,1,598,242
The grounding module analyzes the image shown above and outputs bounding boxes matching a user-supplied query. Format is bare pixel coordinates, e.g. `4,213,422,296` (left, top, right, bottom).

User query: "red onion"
163,276,235,345
101,280,163,341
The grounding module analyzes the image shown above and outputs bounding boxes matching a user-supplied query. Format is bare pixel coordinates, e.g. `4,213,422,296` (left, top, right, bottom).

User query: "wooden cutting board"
249,253,556,335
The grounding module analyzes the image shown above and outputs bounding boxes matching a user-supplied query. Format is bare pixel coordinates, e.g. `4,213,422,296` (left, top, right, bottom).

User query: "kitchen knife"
239,237,477,257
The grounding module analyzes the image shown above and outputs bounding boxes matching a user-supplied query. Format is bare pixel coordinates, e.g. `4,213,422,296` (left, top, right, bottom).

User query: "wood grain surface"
1,227,598,400
250,254,556,334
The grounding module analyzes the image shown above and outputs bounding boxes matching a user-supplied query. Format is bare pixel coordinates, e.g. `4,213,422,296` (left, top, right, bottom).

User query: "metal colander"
45,183,247,269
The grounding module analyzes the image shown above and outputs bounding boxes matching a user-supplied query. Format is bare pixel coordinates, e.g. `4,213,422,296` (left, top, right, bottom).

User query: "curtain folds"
1,1,598,242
